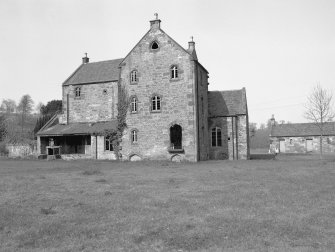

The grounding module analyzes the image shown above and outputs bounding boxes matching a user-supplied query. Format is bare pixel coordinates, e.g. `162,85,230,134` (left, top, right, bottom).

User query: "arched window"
171,65,178,79
151,41,159,50
131,130,138,143
75,87,81,97
151,96,161,112
130,70,138,83
130,96,138,113
211,127,222,147
170,124,182,149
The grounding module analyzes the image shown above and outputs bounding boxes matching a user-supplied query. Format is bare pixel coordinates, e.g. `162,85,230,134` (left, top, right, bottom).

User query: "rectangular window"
75,87,81,97
211,130,216,147
105,137,113,151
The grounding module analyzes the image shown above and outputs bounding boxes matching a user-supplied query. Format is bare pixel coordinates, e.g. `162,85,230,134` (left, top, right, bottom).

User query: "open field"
0,157,335,251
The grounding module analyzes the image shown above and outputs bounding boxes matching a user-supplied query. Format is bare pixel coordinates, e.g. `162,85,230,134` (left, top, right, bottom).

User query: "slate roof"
271,122,335,137
63,58,123,86
208,88,248,117
37,120,117,136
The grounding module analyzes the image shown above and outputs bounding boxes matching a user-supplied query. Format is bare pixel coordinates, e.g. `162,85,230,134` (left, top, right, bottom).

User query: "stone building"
269,118,335,154
37,17,249,161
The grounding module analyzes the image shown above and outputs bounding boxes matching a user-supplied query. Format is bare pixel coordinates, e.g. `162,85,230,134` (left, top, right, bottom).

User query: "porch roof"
37,121,117,136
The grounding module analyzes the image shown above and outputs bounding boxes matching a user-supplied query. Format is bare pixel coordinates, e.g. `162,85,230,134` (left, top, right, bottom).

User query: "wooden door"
279,140,285,153
306,139,313,152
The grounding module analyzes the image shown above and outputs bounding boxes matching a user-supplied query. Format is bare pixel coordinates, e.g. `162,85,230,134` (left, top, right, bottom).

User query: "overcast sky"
1,0,334,126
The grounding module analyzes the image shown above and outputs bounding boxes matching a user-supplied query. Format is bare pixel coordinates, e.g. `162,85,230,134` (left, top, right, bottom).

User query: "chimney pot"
82,53,89,64
150,14,161,30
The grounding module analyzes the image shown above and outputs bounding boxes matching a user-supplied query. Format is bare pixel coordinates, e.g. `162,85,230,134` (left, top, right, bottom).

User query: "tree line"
0,95,62,147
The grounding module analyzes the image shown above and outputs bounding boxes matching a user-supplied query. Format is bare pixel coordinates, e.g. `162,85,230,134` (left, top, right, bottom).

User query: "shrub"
0,142,8,156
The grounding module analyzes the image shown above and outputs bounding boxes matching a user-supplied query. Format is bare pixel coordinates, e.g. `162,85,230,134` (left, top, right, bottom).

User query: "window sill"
169,78,180,82
168,148,184,154
130,82,138,85
150,110,161,113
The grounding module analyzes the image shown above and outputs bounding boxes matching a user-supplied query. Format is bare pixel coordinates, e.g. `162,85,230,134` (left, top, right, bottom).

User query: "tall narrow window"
130,97,138,113
130,70,138,83
105,137,114,151
75,87,81,97
151,96,161,112
170,124,182,149
131,130,138,143
211,127,222,147
171,65,178,79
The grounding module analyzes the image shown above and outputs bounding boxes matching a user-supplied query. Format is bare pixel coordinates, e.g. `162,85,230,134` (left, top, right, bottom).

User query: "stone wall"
208,115,249,160
93,135,117,160
270,136,335,153
62,81,118,123
196,65,209,160
6,143,37,157
119,23,197,161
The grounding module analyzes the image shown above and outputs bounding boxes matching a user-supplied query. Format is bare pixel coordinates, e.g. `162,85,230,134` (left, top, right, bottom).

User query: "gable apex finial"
154,13,158,20
191,36,193,42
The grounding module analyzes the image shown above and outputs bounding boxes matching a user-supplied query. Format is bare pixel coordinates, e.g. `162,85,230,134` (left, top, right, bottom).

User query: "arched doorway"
170,124,182,149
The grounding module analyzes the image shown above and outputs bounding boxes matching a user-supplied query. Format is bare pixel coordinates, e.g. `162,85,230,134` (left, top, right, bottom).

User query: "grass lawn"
0,157,335,251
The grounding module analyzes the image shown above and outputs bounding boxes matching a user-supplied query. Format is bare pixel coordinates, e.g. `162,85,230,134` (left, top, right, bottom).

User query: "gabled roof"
271,122,335,137
208,88,248,117
37,120,117,136
119,26,208,73
63,58,123,86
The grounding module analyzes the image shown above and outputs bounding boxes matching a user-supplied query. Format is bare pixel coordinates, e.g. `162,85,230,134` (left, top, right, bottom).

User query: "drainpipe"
235,116,239,160
96,135,98,159
232,117,235,160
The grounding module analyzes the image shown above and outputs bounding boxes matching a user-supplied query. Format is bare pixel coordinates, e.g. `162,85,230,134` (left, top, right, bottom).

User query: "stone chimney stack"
82,53,89,64
150,13,161,30
270,114,276,126
187,36,198,60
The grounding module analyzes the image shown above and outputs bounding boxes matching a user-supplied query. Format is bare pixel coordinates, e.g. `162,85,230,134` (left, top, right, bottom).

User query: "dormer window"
150,41,159,50
130,70,138,83
75,87,81,97
171,65,178,79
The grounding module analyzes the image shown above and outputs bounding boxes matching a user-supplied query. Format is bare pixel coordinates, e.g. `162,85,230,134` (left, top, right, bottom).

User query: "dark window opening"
131,130,138,143
212,127,222,147
152,96,161,111
130,70,138,83
131,97,137,113
171,65,178,79
105,137,114,151
170,124,182,149
151,41,159,50
75,87,81,97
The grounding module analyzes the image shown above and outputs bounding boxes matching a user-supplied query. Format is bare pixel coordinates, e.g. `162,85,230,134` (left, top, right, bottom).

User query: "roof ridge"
209,89,244,93
85,58,124,64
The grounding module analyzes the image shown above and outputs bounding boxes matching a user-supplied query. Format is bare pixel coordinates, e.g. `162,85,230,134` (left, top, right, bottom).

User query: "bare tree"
304,84,335,158
17,94,34,134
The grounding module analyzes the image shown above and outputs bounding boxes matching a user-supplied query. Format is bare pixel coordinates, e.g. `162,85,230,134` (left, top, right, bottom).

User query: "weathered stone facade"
119,19,209,162
269,120,335,154
37,17,249,161
62,81,118,123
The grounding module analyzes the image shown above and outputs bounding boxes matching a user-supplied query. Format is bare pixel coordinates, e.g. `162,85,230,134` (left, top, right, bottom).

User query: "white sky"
1,0,334,126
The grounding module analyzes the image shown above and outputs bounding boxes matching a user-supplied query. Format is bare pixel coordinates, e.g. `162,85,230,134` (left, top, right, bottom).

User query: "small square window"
103,89,107,95
75,87,81,97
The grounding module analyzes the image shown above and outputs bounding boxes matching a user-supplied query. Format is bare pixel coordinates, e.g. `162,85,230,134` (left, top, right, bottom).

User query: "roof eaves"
62,64,84,86
63,80,118,86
